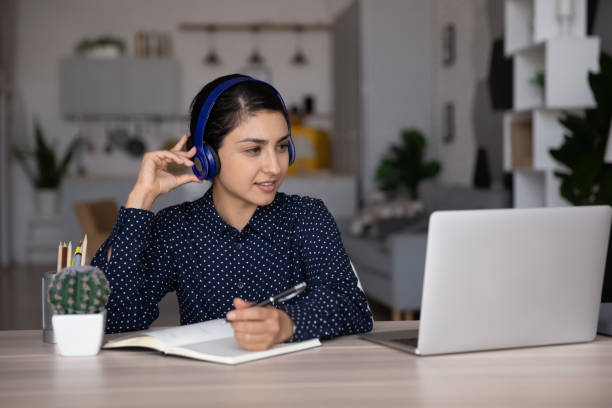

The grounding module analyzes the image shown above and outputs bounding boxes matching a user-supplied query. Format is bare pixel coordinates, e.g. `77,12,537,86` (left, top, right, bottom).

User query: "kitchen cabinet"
59,57,180,117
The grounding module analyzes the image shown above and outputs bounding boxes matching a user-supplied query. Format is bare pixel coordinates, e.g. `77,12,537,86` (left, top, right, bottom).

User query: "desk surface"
1,321,612,407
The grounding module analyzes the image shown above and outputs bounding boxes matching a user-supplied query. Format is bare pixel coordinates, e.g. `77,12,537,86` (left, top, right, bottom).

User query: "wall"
0,0,16,266
359,0,433,198
9,0,351,263
430,0,500,186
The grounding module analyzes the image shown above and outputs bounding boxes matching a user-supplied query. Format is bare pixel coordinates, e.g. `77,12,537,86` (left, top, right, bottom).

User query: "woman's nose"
263,150,281,175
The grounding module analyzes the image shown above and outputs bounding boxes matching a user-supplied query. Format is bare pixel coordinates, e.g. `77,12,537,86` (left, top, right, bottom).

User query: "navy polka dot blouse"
92,187,373,342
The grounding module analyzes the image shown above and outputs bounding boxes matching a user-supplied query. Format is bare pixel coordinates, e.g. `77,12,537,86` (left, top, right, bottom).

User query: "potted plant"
48,266,111,356
14,120,81,217
376,128,441,200
549,52,612,205
350,129,440,238
75,35,125,58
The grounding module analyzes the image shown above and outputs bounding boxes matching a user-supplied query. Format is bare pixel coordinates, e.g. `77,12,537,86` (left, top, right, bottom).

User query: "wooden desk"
1,321,612,407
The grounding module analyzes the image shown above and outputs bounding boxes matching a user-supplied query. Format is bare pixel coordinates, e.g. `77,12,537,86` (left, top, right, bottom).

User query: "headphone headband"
191,76,295,180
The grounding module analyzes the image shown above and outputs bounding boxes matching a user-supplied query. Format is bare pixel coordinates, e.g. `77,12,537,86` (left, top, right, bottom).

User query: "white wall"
430,0,494,186
359,0,433,198
10,0,351,263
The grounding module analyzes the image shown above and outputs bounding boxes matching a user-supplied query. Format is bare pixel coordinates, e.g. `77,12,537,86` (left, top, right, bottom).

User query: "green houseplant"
14,120,81,216
48,265,111,356
376,128,441,200
549,52,612,205
75,35,125,57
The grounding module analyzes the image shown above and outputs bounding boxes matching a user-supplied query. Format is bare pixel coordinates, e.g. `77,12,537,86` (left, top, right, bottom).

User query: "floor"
0,264,392,330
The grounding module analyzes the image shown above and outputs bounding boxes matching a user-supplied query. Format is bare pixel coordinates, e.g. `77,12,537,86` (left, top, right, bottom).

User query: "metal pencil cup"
42,271,56,343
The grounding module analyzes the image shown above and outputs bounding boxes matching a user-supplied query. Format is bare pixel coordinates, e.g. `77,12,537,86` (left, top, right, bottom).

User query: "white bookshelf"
505,0,587,55
503,0,599,208
513,37,599,110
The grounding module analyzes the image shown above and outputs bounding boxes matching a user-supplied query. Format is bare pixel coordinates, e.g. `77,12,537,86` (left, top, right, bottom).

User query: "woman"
92,74,373,351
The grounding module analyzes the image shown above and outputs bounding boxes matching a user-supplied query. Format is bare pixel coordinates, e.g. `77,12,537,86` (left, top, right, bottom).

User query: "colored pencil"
81,234,88,266
56,242,62,273
67,241,72,268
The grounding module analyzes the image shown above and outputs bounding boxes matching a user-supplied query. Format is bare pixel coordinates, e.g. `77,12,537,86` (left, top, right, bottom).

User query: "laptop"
361,206,612,355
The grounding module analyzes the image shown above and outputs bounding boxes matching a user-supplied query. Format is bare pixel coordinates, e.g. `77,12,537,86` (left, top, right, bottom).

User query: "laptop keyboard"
391,337,418,347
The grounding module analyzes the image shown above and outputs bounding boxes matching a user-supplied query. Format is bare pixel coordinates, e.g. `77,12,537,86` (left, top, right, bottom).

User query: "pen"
226,282,307,322
72,241,82,267
254,282,307,307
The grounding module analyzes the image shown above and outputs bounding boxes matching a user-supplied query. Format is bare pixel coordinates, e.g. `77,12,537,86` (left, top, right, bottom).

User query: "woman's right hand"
126,135,202,210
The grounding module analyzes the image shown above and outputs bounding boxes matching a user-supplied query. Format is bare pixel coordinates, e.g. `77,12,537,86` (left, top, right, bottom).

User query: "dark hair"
189,74,286,152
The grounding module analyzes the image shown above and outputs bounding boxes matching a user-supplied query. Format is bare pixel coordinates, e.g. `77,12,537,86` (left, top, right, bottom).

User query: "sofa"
339,182,511,320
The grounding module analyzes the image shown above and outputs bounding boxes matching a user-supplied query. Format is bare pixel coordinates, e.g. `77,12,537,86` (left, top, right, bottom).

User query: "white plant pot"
36,188,59,217
52,309,106,356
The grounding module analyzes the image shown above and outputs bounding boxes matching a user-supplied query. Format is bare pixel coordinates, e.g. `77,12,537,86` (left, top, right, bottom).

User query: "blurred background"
1,0,612,327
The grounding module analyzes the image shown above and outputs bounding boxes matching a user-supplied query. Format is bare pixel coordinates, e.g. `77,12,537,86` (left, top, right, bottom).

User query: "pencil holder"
42,271,56,344
48,265,110,356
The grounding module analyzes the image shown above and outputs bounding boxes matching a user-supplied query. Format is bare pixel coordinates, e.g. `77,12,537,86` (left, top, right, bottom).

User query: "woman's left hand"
226,298,294,351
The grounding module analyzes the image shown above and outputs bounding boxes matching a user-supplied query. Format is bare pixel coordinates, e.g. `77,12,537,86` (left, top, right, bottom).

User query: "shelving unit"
59,57,180,118
503,0,600,208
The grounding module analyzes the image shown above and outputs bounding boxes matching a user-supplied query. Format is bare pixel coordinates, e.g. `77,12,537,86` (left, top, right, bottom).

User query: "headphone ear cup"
288,136,296,165
210,148,221,176
201,144,221,179
192,150,207,180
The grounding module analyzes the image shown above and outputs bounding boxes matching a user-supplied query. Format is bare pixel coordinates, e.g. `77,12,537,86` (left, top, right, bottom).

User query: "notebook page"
174,337,322,364
146,318,234,348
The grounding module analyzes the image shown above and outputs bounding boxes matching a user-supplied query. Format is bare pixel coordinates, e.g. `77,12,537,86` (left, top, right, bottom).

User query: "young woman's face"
214,110,290,209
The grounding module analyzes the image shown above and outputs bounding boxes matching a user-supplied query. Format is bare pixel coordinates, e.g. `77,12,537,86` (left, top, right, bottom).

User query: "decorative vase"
52,309,107,356
35,188,59,217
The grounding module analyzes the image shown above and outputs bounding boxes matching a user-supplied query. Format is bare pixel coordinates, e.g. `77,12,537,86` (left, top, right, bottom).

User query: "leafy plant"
529,71,545,89
376,128,441,200
14,120,82,189
48,266,111,315
550,52,612,205
75,36,125,55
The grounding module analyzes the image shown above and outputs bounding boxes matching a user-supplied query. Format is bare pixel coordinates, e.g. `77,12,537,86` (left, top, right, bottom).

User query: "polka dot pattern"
91,187,373,342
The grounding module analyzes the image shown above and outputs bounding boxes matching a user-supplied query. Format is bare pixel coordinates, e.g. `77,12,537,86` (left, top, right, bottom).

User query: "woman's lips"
255,181,276,193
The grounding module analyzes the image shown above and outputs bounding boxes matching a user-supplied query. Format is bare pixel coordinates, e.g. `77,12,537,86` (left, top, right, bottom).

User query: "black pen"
254,282,307,307
226,282,307,322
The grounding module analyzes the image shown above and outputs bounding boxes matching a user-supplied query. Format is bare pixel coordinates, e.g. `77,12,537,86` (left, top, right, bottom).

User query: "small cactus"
48,266,111,315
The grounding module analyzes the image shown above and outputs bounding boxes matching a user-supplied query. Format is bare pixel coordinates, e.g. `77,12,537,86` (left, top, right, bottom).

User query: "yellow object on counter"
288,125,331,175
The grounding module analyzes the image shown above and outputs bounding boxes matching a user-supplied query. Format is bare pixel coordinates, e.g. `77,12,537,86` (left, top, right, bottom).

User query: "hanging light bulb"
248,26,264,65
203,27,220,65
291,25,307,66
241,25,271,82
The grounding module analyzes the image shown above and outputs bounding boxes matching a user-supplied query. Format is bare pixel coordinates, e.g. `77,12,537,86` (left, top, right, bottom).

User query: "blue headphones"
188,76,296,180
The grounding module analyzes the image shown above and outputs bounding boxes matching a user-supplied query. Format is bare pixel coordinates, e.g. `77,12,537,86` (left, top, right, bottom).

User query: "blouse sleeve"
276,198,373,342
91,206,177,333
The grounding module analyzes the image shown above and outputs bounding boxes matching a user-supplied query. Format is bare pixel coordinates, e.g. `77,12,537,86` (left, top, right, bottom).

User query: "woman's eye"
246,147,260,154
277,143,289,151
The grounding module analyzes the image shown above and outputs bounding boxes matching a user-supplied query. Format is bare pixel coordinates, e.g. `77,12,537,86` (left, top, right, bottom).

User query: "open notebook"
102,318,321,365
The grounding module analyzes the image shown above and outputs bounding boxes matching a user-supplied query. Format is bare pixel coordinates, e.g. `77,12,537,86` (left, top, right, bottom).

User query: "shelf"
505,0,535,56
513,169,570,208
504,0,596,209
513,37,599,110
504,109,571,172
513,169,545,208
59,57,180,117
178,22,331,32
504,0,587,56
513,170,571,208
503,111,530,171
